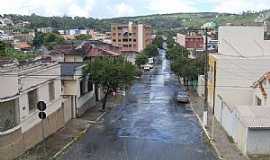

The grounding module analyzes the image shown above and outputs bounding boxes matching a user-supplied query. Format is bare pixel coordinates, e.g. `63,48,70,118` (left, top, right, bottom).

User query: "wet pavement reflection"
61,49,217,160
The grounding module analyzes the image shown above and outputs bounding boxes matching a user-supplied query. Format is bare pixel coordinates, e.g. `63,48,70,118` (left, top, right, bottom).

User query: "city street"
60,49,217,160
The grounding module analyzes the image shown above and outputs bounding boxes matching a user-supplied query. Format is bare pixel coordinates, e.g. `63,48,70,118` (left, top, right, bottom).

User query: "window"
133,39,136,42
80,79,86,96
0,99,17,131
113,39,116,42
49,81,55,101
123,39,128,42
88,79,93,92
28,89,38,112
256,96,262,106
118,39,122,42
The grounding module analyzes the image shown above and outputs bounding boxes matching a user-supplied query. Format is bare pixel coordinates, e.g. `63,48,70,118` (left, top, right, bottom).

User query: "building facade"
206,26,270,156
0,59,65,160
176,33,204,49
111,22,152,52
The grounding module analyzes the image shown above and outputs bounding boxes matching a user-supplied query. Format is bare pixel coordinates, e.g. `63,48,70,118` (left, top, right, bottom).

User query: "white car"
143,64,153,70
176,91,190,103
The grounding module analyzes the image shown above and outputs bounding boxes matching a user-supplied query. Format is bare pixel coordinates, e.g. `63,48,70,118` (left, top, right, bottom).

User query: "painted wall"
0,75,18,99
218,26,270,57
138,24,144,52
247,129,270,155
176,33,186,47
209,55,270,108
215,96,248,155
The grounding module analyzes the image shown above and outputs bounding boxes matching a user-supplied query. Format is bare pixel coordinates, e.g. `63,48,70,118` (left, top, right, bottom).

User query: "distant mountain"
1,10,269,33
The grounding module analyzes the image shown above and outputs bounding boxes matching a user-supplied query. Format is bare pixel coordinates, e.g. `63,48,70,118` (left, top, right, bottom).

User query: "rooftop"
234,105,270,129
0,57,55,75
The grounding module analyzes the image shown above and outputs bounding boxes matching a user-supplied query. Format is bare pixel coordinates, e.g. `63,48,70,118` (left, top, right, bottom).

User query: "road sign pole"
37,101,47,157
41,118,46,156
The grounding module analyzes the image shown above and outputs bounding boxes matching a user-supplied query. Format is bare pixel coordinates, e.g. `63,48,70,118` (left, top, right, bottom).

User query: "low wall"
0,106,65,160
215,95,248,155
77,95,96,117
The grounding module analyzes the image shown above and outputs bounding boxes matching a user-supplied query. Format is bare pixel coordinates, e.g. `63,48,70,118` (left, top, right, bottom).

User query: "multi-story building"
0,58,66,160
111,22,152,52
206,26,270,156
176,33,204,50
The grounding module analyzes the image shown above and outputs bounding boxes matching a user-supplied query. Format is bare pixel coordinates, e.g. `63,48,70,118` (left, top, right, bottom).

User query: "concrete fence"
215,95,248,155
0,106,65,160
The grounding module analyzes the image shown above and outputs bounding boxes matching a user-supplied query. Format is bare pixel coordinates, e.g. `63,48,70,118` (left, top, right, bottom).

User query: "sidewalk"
16,95,123,160
190,92,249,160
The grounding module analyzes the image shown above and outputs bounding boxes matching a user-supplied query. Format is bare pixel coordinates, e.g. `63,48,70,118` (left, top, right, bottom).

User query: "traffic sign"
38,112,47,119
37,101,46,111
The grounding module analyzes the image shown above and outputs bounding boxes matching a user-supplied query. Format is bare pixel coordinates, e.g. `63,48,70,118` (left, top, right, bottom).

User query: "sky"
0,0,270,18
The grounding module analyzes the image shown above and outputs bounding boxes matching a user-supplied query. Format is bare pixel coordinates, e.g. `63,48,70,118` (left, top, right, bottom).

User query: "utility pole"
203,28,209,127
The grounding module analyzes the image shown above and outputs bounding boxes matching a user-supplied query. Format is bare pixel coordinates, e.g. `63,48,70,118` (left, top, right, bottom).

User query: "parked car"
176,91,190,103
143,64,153,71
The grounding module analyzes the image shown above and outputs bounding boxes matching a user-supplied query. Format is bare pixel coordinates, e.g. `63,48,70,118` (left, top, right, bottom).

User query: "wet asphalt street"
60,49,217,160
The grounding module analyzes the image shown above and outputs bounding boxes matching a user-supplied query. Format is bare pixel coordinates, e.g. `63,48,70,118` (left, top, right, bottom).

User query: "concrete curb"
189,101,223,160
50,112,107,160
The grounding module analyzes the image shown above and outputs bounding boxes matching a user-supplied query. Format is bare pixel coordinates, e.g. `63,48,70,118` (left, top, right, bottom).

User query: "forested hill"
1,10,270,32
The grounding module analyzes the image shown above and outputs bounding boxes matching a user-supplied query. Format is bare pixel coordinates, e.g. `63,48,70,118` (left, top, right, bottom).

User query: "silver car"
176,91,190,103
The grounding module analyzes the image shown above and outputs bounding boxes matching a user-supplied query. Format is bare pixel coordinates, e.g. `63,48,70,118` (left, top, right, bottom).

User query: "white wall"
138,24,144,52
176,33,186,47
218,26,270,57
197,75,205,97
247,129,270,155
214,97,248,155
20,64,60,91
214,56,270,107
0,76,18,99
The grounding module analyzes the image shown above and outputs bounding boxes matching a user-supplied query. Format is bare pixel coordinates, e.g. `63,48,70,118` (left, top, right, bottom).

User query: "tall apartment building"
111,22,152,52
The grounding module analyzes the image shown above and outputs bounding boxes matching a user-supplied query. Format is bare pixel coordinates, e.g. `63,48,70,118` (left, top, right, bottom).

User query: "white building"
0,59,66,159
61,63,96,117
207,26,270,156
37,27,53,33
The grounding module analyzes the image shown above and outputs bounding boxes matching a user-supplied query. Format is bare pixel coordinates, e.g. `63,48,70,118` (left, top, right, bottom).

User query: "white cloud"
211,0,270,13
147,0,197,14
0,0,95,17
111,2,135,17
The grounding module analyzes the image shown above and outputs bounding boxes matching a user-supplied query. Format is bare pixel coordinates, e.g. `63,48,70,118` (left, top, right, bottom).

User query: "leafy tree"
44,32,64,44
0,41,6,56
84,57,136,110
166,37,204,86
33,32,44,48
135,53,148,66
75,34,92,40
143,44,159,57
152,35,164,49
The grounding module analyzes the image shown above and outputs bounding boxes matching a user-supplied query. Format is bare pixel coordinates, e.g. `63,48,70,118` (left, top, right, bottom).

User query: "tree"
143,44,159,57
0,41,7,57
84,57,136,110
152,35,163,49
44,32,64,44
75,34,92,40
33,32,44,48
135,53,148,66
166,37,204,86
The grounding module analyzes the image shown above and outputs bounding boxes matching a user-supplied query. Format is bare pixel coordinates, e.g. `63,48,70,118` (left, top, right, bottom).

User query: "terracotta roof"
17,42,31,49
252,72,270,87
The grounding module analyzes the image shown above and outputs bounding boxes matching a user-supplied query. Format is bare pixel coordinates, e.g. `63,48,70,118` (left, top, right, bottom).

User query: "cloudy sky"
0,0,270,18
